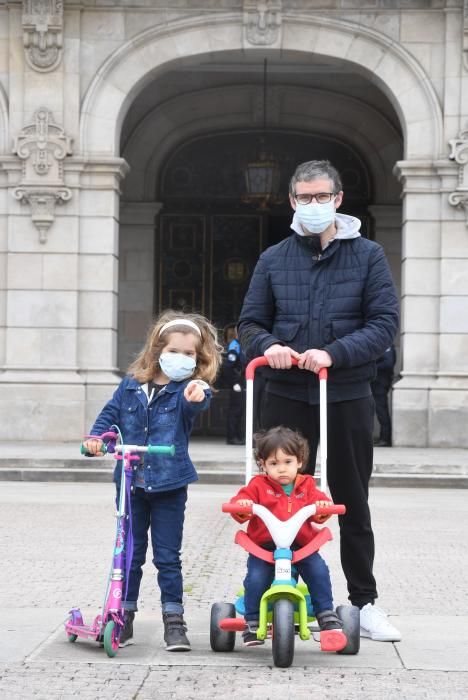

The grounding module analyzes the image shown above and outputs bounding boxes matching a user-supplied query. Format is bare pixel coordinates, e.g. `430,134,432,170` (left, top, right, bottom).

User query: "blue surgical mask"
159,353,196,382
295,200,336,235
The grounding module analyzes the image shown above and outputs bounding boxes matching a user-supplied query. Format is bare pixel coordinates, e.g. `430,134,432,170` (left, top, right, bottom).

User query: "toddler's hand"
314,499,332,523
82,438,105,456
184,381,206,402
236,499,253,507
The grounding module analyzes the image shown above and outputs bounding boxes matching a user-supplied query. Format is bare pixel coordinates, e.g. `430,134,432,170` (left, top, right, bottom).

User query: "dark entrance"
157,130,371,434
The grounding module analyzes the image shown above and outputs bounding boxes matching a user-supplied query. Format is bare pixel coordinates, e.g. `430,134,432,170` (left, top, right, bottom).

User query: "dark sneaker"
316,609,343,631
242,621,264,647
316,609,347,652
119,611,135,647
163,613,191,651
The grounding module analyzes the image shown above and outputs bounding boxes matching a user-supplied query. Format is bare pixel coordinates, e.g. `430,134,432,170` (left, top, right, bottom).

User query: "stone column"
392,159,468,447
0,154,83,441
118,202,162,372
75,158,129,433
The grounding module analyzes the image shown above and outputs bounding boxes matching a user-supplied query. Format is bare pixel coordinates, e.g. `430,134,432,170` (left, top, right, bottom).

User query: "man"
238,160,401,642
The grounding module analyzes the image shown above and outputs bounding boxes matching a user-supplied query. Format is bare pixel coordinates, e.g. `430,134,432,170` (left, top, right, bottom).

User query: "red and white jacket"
230,473,331,547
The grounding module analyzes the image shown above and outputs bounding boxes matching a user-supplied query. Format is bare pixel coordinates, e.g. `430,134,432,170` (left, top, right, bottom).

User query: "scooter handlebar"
245,357,328,381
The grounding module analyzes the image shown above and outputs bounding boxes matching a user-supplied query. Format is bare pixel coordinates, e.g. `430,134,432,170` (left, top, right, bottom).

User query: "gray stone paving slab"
0,483,467,698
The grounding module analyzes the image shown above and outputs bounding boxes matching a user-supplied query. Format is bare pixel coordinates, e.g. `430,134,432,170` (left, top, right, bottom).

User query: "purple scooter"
65,427,175,657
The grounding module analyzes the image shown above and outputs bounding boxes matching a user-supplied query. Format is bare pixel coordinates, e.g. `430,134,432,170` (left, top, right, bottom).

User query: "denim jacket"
89,375,211,492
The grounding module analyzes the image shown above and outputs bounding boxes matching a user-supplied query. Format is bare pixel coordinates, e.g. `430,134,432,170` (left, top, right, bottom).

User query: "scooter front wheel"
272,598,295,668
103,620,120,657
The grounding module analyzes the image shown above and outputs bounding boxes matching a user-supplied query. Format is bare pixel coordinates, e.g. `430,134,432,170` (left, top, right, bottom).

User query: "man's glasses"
294,192,336,205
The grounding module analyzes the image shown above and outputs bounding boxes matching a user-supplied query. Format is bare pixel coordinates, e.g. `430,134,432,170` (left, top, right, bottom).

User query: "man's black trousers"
260,390,377,608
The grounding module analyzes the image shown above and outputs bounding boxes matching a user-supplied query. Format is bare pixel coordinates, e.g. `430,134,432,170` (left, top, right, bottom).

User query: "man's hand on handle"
297,349,332,373
264,344,300,369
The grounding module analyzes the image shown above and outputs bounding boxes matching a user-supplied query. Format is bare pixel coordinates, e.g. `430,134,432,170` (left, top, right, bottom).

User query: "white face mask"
295,200,336,235
159,352,196,382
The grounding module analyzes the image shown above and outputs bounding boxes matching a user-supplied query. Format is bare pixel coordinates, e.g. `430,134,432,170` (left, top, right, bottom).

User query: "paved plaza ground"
0,482,467,699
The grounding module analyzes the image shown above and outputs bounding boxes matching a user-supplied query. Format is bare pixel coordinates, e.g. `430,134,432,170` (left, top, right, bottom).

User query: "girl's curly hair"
127,309,223,385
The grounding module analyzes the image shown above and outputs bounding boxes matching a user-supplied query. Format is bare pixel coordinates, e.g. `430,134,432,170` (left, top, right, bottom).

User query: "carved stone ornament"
22,0,63,72
243,0,282,47
13,108,72,243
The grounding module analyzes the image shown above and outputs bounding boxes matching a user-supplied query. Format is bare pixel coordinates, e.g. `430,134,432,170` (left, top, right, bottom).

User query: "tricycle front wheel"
210,602,236,652
272,599,295,668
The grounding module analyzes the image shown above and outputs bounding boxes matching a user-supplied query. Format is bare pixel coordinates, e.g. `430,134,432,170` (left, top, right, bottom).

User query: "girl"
230,426,344,648
83,310,222,651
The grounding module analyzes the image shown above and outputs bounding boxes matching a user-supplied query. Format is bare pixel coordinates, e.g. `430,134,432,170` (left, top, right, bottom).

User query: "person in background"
221,323,246,445
371,345,396,447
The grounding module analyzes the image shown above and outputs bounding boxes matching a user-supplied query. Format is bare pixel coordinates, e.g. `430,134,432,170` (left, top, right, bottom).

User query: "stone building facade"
0,0,467,446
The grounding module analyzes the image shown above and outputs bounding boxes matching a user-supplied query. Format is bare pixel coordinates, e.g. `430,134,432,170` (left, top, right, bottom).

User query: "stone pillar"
0,153,83,441
118,202,162,372
76,158,129,433
392,159,468,447
0,155,128,440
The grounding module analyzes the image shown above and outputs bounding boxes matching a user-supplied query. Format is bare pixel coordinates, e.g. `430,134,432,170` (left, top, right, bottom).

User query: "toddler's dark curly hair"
254,425,309,472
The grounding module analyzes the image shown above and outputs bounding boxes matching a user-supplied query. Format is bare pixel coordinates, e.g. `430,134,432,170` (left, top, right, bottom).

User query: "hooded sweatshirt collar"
291,212,362,249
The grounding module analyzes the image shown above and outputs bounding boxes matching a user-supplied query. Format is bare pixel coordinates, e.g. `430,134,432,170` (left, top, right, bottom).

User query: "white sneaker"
359,604,401,642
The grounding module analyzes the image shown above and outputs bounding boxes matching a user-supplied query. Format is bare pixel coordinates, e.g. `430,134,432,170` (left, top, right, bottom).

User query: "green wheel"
103,620,120,657
272,599,295,668
67,633,78,643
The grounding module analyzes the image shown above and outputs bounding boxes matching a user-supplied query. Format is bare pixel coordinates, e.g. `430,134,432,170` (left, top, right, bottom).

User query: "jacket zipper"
287,496,292,513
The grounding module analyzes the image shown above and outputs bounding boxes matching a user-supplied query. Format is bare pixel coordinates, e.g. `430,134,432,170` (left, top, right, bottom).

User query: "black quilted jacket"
238,231,399,404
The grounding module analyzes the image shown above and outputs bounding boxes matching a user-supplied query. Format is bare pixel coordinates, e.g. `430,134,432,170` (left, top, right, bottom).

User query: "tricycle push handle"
245,356,328,381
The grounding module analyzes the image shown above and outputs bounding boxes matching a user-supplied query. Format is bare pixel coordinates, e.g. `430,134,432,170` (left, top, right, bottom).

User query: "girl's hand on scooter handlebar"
236,499,253,507
82,438,105,457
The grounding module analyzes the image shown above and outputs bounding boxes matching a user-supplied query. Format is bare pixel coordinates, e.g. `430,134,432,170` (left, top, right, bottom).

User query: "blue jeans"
243,551,334,622
119,485,188,615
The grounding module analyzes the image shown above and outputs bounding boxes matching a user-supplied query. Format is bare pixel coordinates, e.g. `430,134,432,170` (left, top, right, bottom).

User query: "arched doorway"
157,129,371,326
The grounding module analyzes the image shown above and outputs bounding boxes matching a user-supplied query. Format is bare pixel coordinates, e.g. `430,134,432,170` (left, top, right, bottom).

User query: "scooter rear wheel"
272,599,295,668
67,633,78,643
103,620,120,657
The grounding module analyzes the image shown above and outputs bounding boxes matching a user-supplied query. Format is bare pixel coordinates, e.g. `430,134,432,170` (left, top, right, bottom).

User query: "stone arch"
121,85,402,203
80,14,442,160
